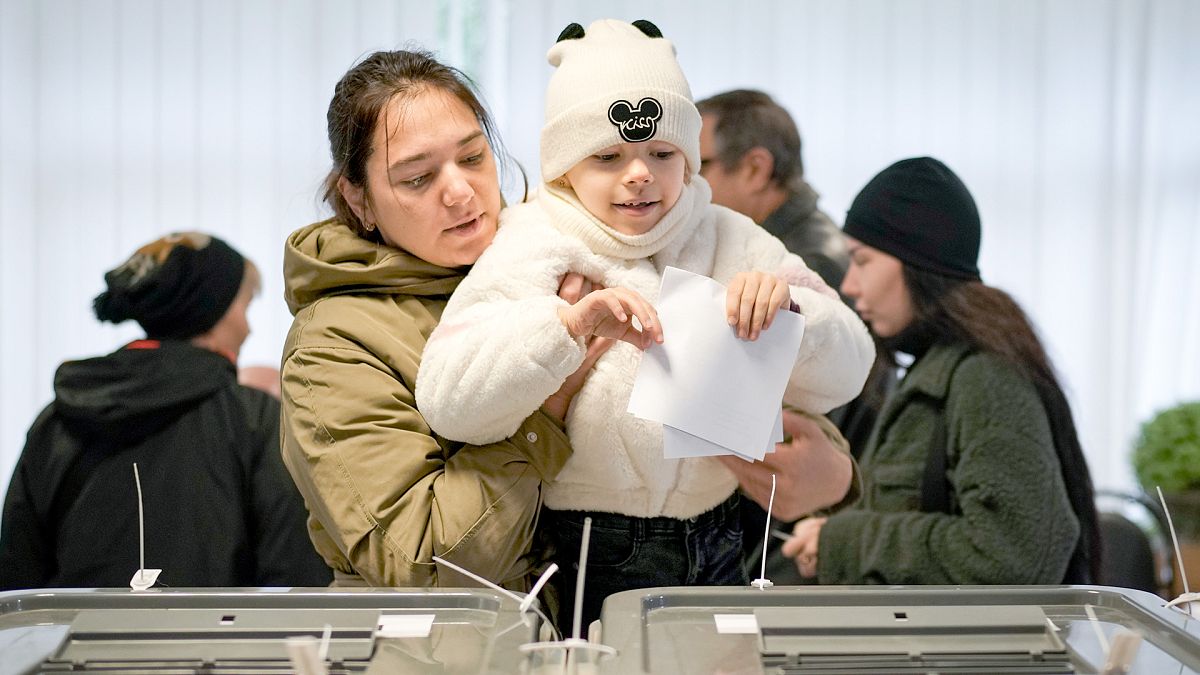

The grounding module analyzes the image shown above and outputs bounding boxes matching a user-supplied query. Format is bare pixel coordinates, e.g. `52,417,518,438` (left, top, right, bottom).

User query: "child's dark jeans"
544,492,747,633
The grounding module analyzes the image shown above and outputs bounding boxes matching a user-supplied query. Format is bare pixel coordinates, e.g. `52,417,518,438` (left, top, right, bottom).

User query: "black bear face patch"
608,97,662,143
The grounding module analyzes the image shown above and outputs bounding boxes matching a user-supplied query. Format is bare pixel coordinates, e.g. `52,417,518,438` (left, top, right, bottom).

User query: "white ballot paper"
628,266,805,459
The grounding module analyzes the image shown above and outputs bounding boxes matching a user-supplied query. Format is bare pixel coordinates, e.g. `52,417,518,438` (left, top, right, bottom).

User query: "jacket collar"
284,218,464,315
898,341,973,402
761,180,820,239
860,341,972,464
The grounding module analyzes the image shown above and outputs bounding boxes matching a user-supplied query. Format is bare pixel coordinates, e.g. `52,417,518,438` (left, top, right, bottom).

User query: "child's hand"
726,271,792,340
558,287,663,349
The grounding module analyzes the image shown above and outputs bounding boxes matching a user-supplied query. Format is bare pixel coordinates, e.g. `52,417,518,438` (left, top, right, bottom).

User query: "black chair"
1095,490,1175,598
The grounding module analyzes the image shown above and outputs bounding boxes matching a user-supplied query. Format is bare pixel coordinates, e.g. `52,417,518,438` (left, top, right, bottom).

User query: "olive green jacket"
280,219,572,592
818,342,1080,585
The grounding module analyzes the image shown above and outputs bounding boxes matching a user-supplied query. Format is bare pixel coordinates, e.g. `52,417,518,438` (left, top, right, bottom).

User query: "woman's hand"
726,271,792,341
781,516,827,578
543,336,613,423
543,272,613,423
558,286,663,349
557,271,604,304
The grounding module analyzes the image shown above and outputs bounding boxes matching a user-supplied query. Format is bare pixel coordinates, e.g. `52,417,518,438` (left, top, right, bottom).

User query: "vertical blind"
1,0,1197,502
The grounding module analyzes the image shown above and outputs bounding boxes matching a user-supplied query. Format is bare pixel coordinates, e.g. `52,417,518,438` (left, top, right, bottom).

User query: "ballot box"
596,585,1200,674
0,587,541,674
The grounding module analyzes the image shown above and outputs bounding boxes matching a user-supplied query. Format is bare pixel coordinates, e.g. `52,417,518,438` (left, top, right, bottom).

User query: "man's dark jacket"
0,340,331,589
760,181,849,291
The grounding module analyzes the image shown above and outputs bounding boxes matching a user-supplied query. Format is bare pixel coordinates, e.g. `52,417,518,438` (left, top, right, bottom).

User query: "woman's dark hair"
321,49,523,241
893,267,1101,584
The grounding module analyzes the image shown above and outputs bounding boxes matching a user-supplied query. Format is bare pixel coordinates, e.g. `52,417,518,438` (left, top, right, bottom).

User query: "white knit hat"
540,19,702,183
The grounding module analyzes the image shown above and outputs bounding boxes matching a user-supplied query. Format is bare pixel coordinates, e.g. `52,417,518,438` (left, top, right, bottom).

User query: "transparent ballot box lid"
596,585,1200,674
0,587,540,674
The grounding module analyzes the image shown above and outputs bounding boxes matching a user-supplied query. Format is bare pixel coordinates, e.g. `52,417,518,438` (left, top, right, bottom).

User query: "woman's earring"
554,177,570,189
364,221,376,232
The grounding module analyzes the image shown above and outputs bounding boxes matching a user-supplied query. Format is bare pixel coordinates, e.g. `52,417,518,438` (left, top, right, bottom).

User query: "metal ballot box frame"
0,586,542,674
597,585,1200,674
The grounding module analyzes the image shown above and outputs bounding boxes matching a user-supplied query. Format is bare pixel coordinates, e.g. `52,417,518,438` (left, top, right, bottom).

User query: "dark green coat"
818,342,1079,584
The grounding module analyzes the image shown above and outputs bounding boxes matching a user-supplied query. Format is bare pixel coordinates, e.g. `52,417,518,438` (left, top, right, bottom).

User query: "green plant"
1132,401,1200,493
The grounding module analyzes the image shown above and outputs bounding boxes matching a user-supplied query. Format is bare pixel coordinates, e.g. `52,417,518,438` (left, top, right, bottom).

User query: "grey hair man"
697,89,848,288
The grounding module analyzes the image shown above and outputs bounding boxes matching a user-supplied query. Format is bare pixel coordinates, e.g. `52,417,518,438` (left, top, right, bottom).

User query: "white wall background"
1,0,1197,504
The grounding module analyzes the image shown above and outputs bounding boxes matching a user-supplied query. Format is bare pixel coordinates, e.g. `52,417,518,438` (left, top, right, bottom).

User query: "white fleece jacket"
416,180,874,519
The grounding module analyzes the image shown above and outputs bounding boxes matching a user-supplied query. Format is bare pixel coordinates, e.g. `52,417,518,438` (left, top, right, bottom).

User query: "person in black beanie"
92,232,248,343
0,232,331,590
779,157,1101,586
842,157,981,281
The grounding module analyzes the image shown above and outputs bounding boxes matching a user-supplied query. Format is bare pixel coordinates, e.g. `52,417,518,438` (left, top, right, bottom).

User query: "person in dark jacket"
781,157,1101,585
0,232,331,590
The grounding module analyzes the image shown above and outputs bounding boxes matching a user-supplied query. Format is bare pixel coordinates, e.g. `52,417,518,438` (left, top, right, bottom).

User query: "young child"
416,19,873,627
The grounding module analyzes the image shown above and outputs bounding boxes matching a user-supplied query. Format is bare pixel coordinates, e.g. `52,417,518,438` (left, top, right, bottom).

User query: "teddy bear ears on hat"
548,19,671,66
555,19,662,43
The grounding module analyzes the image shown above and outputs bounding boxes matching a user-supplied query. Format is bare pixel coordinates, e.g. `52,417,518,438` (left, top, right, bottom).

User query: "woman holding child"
281,21,867,621
279,51,595,595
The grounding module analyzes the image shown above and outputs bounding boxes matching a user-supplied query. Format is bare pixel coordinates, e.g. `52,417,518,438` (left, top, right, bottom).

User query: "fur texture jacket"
417,180,874,519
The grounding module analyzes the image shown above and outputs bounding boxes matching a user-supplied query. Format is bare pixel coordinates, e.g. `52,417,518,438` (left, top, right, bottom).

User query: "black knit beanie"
92,232,245,340
843,157,981,280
